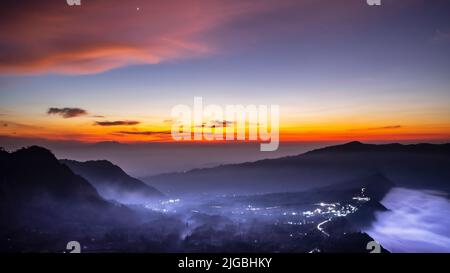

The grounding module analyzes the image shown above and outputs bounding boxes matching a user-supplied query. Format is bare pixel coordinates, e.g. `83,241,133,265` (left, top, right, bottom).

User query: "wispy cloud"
0,0,279,74
95,120,140,126
118,130,171,136
47,107,88,118
194,120,235,128
212,120,235,128
0,120,43,130
348,125,402,131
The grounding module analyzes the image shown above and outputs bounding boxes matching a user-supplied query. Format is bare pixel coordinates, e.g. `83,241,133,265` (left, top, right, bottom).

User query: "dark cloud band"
118,131,171,135
95,121,140,126
47,107,87,118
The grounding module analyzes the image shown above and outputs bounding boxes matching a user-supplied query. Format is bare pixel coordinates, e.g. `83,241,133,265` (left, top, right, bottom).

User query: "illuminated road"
317,218,331,237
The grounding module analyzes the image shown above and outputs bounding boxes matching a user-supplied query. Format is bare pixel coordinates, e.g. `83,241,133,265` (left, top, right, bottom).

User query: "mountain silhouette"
0,146,151,252
144,142,450,196
60,159,164,204
306,141,450,154
0,146,133,236
0,146,105,205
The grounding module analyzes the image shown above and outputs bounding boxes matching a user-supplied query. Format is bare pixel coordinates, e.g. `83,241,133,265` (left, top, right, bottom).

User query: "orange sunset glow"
1,0,449,145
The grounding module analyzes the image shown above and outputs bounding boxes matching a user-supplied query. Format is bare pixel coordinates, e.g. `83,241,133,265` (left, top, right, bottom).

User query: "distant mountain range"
61,159,164,204
3,141,449,200
143,141,450,196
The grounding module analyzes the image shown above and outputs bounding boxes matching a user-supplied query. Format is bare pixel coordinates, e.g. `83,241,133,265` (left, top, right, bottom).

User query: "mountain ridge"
0,145,106,204
143,141,450,177
61,159,164,204
143,141,450,196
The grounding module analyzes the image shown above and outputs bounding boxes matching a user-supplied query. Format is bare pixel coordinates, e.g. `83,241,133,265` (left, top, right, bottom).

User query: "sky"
1,0,450,144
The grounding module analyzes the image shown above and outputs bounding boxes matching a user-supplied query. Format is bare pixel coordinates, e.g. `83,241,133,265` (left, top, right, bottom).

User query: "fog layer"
367,188,450,253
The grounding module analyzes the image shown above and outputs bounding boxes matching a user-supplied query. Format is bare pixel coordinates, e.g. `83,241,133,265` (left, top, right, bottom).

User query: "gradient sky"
1,0,450,143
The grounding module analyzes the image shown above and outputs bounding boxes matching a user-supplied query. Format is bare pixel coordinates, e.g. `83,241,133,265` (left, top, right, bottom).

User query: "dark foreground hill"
0,146,147,252
61,159,164,204
144,141,450,196
0,146,106,207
